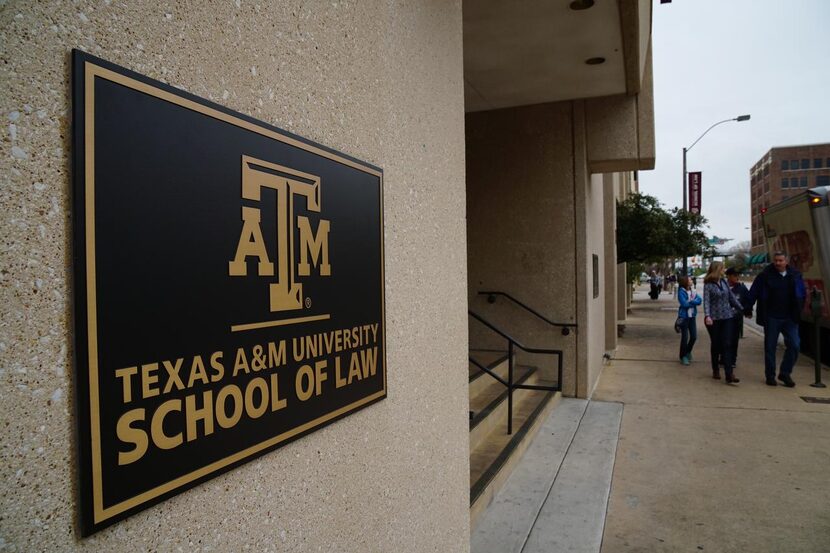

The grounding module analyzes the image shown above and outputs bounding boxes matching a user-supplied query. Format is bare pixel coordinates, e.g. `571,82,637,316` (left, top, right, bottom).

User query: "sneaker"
687,353,693,362
778,374,796,387
765,378,777,386
680,356,690,366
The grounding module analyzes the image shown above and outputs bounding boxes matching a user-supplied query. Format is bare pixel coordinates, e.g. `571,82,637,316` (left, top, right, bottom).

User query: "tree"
725,240,751,271
617,193,713,266
617,193,674,264
726,240,751,254
669,207,715,261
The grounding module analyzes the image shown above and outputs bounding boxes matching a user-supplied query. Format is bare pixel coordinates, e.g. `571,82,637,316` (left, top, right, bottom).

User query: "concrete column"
572,101,606,398
603,173,618,352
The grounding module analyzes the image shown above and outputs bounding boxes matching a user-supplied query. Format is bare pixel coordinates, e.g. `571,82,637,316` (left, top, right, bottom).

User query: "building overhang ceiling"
463,0,651,113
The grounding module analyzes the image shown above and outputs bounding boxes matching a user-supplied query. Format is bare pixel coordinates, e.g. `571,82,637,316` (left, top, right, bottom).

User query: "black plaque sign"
72,50,386,535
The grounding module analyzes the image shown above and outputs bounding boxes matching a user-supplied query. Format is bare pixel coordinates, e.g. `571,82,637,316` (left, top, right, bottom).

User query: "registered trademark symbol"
305,297,312,308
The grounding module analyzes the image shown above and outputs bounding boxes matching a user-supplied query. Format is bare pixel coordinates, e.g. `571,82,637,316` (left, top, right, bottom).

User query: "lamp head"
736,114,750,122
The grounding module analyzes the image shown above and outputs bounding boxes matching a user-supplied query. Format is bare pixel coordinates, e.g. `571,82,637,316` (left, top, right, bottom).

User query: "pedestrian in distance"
725,267,752,367
703,261,744,384
648,271,660,300
677,275,701,366
743,251,806,387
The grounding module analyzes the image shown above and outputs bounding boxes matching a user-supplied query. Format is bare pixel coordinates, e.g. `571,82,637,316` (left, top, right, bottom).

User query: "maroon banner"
688,172,702,214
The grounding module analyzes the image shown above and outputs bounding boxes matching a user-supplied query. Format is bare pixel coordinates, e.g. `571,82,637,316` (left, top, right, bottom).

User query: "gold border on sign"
83,61,387,524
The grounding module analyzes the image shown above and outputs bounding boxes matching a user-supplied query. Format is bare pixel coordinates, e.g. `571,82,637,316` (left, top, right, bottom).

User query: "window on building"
764,181,770,192
818,175,830,187
815,158,823,169
764,165,770,175
781,178,789,188
782,195,789,200
801,159,810,169
801,176,808,187
781,160,789,171
826,157,830,167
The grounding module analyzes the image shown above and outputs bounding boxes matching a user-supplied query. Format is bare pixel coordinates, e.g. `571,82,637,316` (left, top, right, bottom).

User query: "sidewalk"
596,286,830,552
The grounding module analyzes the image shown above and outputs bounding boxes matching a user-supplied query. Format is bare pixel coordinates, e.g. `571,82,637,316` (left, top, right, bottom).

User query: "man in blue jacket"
745,251,806,387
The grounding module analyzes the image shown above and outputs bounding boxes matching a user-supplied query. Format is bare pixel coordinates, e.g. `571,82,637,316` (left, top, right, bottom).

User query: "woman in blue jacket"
677,275,701,365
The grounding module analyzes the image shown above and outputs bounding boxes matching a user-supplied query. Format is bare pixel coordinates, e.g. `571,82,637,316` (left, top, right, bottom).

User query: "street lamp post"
681,114,750,274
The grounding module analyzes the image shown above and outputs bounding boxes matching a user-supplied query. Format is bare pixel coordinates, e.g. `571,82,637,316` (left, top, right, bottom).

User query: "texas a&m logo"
229,155,331,312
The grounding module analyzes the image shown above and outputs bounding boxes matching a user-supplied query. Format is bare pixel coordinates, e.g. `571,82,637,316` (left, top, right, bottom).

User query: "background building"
750,143,830,254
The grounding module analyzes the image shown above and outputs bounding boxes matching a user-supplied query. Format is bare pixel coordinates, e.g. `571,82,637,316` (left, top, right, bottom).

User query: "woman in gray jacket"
703,261,745,383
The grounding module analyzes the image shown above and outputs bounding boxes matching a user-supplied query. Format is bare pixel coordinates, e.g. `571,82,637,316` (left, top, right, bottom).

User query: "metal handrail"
478,290,577,335
469,310,564,354
469,356,509,388
468,309,563,435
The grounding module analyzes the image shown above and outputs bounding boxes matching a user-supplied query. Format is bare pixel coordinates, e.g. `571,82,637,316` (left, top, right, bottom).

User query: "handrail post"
507,340,514,435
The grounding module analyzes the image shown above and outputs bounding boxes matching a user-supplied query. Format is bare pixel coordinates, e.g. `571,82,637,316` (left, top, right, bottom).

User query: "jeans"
706,318,736,374
764,317,800,379
679,317,697,359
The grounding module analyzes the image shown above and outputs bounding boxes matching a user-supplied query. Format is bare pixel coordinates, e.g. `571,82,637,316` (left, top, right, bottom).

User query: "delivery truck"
762,185,830,365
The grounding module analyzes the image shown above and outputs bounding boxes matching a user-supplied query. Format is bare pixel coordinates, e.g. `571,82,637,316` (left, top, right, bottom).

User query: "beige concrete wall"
0,2,469,551
584,45,655,173
466,102,578,393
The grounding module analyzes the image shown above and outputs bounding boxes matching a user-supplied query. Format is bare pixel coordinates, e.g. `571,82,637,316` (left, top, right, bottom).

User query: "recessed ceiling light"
585,57,605,65
569,0,595,10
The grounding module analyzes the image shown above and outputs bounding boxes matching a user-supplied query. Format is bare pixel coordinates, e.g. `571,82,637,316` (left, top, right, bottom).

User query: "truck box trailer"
762,185,830,365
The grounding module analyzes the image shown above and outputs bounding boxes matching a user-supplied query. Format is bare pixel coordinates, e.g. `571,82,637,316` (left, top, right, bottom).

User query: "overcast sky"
639,0,830,247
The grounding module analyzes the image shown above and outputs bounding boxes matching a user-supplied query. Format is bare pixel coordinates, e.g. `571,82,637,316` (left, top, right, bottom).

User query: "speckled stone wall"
467,101,629,399
0,1,469,551
466,102,579,394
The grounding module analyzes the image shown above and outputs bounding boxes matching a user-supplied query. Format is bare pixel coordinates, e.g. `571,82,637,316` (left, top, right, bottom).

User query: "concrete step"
469,382,560,529
471,399,623,553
